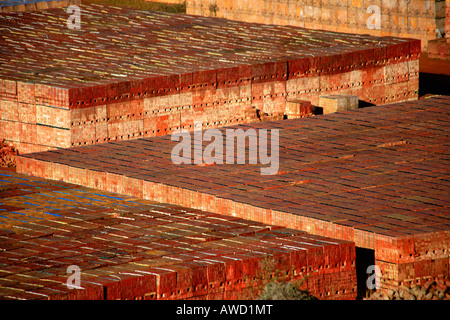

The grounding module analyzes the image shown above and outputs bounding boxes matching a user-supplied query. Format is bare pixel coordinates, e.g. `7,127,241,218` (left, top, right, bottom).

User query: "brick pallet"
428,1,450,60
0,4,420,154
0,0,79,12
17,96,450,292
187,0,448,52
0,171,356,300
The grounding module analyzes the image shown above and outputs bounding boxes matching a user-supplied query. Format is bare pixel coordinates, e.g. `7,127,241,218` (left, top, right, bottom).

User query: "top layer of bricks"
0,170,356,300
16,95,450,288
17,95,450,251
0,4,421,108
187,0,449,51
0,0,69,7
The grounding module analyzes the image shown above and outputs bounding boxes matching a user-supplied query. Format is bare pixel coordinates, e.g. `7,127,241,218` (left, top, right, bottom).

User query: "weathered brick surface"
319,95,358,114
427,0,450,57
0,4,420,154
447,0,450,37
0,0,79,12
17,96,450,291
428,38,450,59
285,100,313,119
0,170,356,300
187,0,448,51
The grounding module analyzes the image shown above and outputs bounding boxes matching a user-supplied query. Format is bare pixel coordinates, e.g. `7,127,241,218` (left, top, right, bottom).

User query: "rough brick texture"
427,1,450,59
0,4,420,154
447,0,450,37
187,0,448,51
17,96,450,291
0,171,356,300
428,38,450,59
0,0,80,12
319,95,359,114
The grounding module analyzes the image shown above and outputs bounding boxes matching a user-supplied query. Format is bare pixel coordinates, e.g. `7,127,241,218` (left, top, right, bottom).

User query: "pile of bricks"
428,0,450,59
448,0,450,37
16,96,450,292
0,139,18,167
148,0,186,4
428,38,450,59
0,4,420,154
0,0,79,12
318,95,358,114
0,171,356,300
187,0,448,52
284,100,313,119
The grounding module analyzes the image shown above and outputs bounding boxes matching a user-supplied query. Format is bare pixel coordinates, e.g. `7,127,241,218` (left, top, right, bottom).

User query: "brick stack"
0,171,356,300
17,96,450,292
187,0,447,52
448,0,450,36
0,0,80,13
318,95,358,114
427,39,450,58
0,139,18,167
145,0,185,4
428,0,450,59
0,4,420,154
285,100,313,119
0,80,71,154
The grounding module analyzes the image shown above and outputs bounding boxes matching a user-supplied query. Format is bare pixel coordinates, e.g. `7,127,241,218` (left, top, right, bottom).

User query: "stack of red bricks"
448,0,450,38
428,0,450,59
17,96,450,292
0,0,79,13
0,171,356,300
0,4,420,154
0,139,17,167
187,0,447,52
